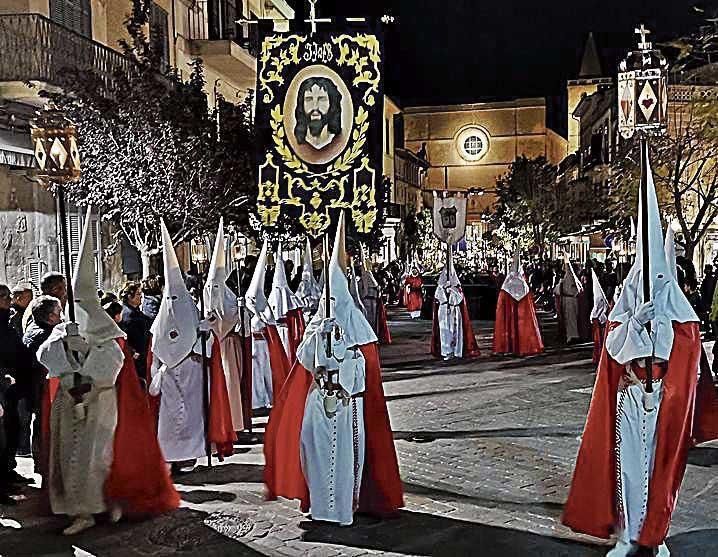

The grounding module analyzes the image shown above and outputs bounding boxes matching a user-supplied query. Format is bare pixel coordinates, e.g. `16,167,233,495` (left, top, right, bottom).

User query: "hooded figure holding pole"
269,243,306,365
562,146,702,557
493,247,543,356
264,212,403,525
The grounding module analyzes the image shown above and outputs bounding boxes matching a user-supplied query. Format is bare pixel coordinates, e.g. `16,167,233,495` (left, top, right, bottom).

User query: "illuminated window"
455,126,489,162
463,135,483,156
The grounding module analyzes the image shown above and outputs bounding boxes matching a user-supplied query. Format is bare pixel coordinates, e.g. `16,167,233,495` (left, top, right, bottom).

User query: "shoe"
109,505,123,524
62,515,95,536
606,540,634,557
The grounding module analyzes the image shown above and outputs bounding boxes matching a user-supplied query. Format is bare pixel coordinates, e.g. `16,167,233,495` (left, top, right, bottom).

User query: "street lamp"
617,24,668,399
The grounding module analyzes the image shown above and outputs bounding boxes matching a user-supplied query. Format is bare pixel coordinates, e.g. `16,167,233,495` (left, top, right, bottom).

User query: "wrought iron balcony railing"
187,0,260,58
0,13,131,91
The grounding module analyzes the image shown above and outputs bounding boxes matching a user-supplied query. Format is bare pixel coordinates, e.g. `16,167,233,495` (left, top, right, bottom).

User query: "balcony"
0,13,131,99
184,0,260,85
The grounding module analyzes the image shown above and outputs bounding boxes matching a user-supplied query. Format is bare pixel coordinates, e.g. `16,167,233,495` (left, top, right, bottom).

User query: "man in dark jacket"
22,295,62,478
119,281,152,382
0,284,34,494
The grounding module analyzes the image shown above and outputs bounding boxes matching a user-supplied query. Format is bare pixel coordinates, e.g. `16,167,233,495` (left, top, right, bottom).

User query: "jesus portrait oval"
284,65,354,166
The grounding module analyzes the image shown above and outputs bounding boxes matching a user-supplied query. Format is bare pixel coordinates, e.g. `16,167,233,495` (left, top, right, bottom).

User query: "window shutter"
27,261,43,294
49,0,91,38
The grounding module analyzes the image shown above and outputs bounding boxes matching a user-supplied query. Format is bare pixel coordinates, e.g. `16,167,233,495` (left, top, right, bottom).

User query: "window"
385,118,391,154
50,0,92,38
59,207,103,289
455,125,490,162
150,2,170,73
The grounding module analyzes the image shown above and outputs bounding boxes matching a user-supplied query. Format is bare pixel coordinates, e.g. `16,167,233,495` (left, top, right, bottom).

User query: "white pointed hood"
664,225,678,280
245,240,275,327
151,220,200,368
359,245,379,289
268,243,301,319
204,218,239,340
72,207,125,345
438,246,461,289
295,239,322,311
608,143,697,363
590,268,608,324
298,212,377,372
559,253,583,295
501,246,529,302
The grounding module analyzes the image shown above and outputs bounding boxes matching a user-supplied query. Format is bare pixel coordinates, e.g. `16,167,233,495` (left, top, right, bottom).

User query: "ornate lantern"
190,237,210,273
617,25,668,139
30,104,81,182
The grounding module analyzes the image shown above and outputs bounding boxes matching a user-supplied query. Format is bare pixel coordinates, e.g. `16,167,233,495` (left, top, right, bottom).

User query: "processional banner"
255,24,384,238
432,192,467,245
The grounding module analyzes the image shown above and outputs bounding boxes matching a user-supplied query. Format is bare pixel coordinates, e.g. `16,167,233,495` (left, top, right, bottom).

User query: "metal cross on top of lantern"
617,24,668,140
617,24,668,407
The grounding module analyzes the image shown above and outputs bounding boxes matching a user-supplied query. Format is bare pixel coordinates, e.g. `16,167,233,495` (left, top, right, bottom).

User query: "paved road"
1,310,716,556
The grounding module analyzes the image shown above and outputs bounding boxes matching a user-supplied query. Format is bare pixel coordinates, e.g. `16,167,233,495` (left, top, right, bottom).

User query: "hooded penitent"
151,220,200,369
493,247,543,356
295,239,322,313
269,244,302,320
404,262,424,318
562,142,703,552
37,208,126,520
246,240,276,328
204,218,239,341
431,246,480,359
264,212,403,525
590,269,608,325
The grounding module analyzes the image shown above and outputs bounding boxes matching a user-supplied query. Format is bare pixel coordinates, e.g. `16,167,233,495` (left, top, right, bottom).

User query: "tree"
608,90,718,261
43,0,255,277
491,156,559,259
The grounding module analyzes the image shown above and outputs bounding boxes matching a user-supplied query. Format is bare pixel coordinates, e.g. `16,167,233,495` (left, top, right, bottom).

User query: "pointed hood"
501,246,529,302
560,253,583,295
268,242,301,319
151,220,200,368
295,239,322,312
72,207,124,345
359,244,379,289
204,218,239,340
245,240,275,327
608,143,697,363
590,268,608,324
298,212,376,372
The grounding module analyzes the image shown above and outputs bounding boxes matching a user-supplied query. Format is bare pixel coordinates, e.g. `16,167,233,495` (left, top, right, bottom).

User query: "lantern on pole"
617,24,668,403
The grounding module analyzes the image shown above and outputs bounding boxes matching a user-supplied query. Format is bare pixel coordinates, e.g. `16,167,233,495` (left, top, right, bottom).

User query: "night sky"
295,0,712,133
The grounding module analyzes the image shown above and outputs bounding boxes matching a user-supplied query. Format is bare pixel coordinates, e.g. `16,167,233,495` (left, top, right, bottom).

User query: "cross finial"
308,0,317,34
635,24,651,49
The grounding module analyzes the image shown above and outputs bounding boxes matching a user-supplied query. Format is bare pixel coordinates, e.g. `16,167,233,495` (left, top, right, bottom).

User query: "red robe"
404,276,423,313
562,321,701,546
284,308,306,365
264,324,290,395
207,336,237,458
105,339,180,517
377,299,392,345
264,343,404,518
694,348,718,444
430,299,480,359
591,319,606,365
492,291,543,356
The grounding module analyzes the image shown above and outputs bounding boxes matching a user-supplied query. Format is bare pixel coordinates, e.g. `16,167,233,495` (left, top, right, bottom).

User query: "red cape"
377,299,392,345
562,321,701,546
404,276,423,312
492,291,543,356
105,339,180,517
284,308,306,365
591,319,606,365
38,376,59,490
430,299,480,359
694,348,718,444
207,336,237,458
264,343,404,518
265,324,290,396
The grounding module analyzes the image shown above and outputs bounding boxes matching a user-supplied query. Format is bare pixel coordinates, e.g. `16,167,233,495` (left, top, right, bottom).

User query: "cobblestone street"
1,310,717,557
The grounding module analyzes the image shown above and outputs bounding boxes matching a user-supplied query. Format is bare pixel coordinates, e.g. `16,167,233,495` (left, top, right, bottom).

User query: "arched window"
50,0,92,38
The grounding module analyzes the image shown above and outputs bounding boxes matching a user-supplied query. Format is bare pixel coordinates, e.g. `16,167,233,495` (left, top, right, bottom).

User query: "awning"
0,129,35,168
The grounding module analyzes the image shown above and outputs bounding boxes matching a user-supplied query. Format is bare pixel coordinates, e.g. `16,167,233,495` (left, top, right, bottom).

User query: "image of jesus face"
294,77,343,151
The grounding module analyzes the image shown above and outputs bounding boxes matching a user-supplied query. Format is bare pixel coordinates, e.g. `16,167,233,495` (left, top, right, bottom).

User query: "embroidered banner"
255,27,384,239
432,193,467,245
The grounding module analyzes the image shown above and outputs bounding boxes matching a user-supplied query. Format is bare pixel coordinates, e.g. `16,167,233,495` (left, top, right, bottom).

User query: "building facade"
0,0,292,291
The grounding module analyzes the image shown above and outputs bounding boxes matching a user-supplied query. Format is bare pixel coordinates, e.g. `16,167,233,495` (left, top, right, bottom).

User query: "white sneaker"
62,515,95,536
657,543,670,557
606,540,634,557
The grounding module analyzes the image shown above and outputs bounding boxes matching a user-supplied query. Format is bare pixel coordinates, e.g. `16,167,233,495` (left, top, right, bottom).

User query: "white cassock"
151,351,206,462
555,267,581,341
436,285,463,359
252,322,273,409
299,332,366,525
38,324,124,516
